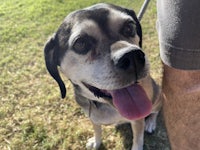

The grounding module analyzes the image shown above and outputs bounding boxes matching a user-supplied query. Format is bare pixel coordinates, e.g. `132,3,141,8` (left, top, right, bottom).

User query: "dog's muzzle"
83,45,151,120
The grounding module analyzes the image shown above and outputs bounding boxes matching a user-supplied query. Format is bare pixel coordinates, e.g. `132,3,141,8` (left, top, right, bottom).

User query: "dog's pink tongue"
110,84,152,120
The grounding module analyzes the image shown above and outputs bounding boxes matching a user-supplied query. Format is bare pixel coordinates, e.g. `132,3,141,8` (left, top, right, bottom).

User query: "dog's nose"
116,49,145,71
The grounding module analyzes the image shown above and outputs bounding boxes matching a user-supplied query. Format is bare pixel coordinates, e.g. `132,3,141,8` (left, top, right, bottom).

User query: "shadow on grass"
114,113,171,150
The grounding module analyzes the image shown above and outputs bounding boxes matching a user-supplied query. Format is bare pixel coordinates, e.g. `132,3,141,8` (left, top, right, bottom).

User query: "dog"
44,3,162,150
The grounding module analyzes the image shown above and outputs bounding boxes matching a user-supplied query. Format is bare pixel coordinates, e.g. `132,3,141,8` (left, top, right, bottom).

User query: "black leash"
137,0,151,22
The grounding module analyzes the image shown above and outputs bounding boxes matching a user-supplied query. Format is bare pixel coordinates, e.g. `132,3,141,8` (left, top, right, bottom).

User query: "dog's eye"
121,21,136,38
73,35,96,55
73,37,89,54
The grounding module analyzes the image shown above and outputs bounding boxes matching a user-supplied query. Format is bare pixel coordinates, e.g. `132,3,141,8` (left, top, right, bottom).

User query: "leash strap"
137,0,151,22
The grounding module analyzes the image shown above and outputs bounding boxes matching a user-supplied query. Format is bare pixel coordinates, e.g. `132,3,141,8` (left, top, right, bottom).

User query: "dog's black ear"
125,9,142,48
44,34,66,98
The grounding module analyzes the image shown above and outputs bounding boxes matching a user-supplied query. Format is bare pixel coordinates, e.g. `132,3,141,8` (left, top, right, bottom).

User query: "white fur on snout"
110,41,141,65
60,50,118,102
111,40,139,52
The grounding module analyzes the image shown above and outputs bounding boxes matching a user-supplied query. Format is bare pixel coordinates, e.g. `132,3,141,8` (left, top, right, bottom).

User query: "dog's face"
44,3,151,120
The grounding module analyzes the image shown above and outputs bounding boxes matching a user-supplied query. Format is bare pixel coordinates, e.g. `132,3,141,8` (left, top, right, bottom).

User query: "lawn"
0,0,170,149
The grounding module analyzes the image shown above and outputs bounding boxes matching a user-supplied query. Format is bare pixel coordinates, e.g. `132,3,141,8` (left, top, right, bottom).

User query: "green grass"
0,0,169,149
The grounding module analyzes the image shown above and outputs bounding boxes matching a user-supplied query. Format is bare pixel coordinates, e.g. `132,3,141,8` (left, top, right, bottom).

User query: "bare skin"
162,64,200,150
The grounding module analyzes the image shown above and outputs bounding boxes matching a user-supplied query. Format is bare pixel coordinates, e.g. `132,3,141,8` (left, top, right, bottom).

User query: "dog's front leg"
131,119,145,150
86,122,102,150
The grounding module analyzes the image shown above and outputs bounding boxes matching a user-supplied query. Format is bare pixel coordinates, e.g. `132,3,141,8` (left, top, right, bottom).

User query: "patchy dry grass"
0,0,169,149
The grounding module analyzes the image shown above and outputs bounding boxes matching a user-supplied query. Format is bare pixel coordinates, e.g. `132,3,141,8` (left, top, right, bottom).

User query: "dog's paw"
145,113,158,134
86,137,101,150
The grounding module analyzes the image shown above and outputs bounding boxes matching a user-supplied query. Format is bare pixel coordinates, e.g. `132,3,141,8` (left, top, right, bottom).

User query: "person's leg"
157,0,200,149
162,65,200,149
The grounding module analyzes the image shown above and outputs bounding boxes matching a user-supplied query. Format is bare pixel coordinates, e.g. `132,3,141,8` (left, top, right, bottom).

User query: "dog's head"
44,3,151,120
